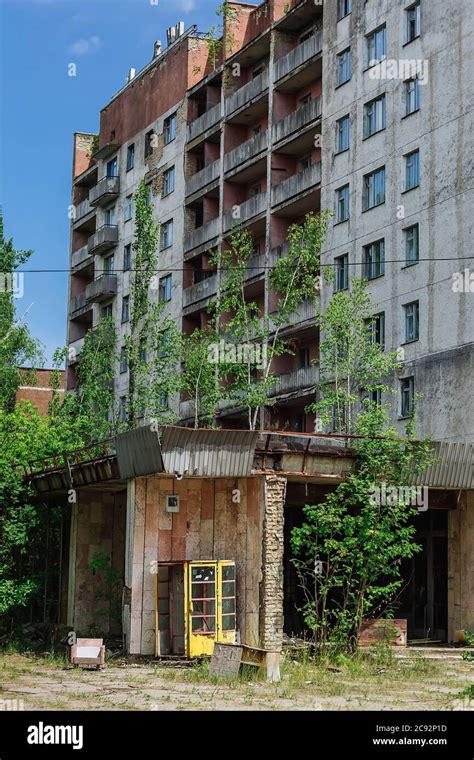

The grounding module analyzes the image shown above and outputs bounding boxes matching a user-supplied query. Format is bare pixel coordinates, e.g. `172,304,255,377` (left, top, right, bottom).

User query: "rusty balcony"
187,103,222,143
185,160,220,198
273,97,322,145
272,162,321,208
89,175,120,207
223,192,267,233
224,130,268,175
85,274,118,303
269,363,319,398
274,32,322,83
225,71,269,119
184,217,220,253
88,225,119,255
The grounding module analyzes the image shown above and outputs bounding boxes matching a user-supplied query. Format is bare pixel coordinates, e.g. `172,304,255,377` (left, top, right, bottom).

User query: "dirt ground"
0,649,473,711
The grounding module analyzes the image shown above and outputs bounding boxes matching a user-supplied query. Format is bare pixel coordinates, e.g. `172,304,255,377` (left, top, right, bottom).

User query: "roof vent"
153,40,162,58
128,67,136,82
166,21,185,47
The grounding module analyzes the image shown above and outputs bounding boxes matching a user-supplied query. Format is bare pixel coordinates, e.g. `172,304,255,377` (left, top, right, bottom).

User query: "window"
368,312,386,348
400,377,414,417
106,156,118,178
159,393,169,409
120,346,128,374
163,166,175,196
337,48,351,86
105,206,116,225
405,2,421,44
300,156,312,172
160,220,173,249
164,112,177,144
145,130,155,158
121,294,130,323
404,301,419,342
139,339,147,363
405,149,420,190
124,194,133,222
405,78,420,115
364,94,386,138
337,0,352,21
294,414,306,433
104,254,114,274
363,167,385,210
369,388,382,406
119,396,127,423
335,185,350,223
366,25,386,67
335,254,349,291
159,273,172,302
123,243,132,271
404,224,419,265
336,114,350,153
363,239,385,279
101,303,113,319
126,144,135,171
298,347,310,369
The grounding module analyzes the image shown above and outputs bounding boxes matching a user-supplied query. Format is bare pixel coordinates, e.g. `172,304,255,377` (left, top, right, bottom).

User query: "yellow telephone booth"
155,560,236,658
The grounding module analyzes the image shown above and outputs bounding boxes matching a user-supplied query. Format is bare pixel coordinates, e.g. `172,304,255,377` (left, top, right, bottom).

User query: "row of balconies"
178,362,319,420
187,33,322,143
184,163,320,253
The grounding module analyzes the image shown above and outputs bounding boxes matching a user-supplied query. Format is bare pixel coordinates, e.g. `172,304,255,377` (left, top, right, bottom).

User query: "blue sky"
0,0,218,363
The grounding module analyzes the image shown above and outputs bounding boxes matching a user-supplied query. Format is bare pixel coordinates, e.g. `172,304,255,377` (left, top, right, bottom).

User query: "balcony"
225,71,269,119
184,218,220,253
272,162,321,208
88,225,118,255
71,244,93,271
185,160,220,198
73,198,96,231
69,292,92,319
274,32,322,84
85,274,118,303
223,192,267,233
89,176,120,207
183,274,218,308
187,103,222,143
68,337,85,365
269,363,319,398
273,97,322,145
224,130,267,175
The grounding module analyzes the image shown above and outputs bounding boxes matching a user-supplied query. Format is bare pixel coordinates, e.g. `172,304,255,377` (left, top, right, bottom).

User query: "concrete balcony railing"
69,292,89,316
88,225,119,255
187,103,222,142
71,244,92,270
269,363,319,398
223,192,267,233
224,130,268,174
183,274,218,307
273,97,322,144
68,337,85,365
184,217,220,253
274,32,322,82
185,160,220,197
272,162,321,207
225,71,269,118
89,176,120,207
85,274,118,303
74,198,94,224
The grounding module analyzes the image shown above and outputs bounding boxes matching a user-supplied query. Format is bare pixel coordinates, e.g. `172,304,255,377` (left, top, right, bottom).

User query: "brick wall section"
16,368,65,417
260,474,287,651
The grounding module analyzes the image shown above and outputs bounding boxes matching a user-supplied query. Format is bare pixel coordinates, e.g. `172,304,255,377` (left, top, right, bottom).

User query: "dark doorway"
396,510,448,642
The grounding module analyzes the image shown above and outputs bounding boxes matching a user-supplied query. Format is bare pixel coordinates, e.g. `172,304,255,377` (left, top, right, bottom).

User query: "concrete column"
260,474,287,650
448,490,474,640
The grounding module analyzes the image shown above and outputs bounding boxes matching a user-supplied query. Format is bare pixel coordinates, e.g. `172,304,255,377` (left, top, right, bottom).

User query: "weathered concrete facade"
448,491,474,638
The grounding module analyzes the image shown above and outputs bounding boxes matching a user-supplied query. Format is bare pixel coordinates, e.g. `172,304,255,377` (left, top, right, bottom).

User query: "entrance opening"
156,562,185,656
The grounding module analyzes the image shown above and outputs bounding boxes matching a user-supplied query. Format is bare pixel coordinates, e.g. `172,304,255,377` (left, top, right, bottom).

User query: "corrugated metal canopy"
161,427,259,477
410,442,474,489
115,427,164,479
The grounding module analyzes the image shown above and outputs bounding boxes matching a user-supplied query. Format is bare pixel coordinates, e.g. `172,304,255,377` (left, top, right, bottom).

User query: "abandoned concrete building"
55,0,474,655
25,429,474,655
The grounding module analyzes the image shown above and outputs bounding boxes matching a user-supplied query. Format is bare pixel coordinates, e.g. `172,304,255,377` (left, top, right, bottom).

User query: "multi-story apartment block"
67,0,473,442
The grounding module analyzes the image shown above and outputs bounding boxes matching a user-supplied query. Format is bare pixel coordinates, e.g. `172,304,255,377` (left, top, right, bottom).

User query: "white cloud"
68,35,100,56
178,0,197,12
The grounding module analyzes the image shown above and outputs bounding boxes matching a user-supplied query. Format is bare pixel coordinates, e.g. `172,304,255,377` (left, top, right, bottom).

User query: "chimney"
128,67,136,82
176,21,185,37
153,40,162,58
166,26,176,46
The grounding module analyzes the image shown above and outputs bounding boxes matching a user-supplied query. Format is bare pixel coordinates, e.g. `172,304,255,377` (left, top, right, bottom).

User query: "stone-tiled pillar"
260,475,287,651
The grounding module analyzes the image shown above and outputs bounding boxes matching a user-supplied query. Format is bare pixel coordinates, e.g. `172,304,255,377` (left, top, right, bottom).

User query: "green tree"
181,326,223,428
